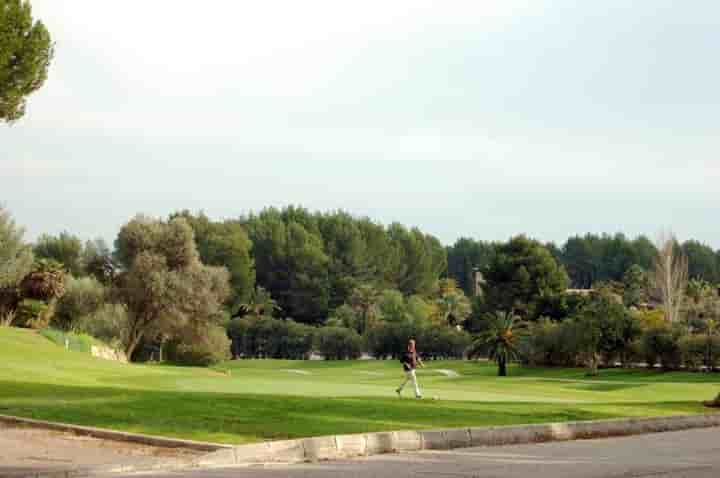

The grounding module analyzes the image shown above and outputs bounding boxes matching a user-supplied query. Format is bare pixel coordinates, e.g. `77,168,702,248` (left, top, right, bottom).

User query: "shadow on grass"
0,380,709,445
561,382,649,392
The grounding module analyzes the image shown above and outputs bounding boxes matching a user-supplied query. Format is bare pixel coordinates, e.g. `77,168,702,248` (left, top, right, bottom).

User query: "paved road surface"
0,425,199,478
113,427,720,478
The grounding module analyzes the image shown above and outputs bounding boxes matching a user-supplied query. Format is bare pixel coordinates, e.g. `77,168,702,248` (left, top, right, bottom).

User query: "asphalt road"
0,426,199,478
114,427,720,478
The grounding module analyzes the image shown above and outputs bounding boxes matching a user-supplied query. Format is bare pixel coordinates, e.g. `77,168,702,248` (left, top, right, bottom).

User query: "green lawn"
1,327,718,444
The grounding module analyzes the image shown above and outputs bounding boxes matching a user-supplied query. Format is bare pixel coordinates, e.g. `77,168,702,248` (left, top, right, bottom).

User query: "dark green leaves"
0,0,54,122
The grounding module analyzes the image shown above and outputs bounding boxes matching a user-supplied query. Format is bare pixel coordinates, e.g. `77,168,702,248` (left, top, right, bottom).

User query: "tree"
113,216,231,360
243,208,330,324
483,235,570,319
705,319,718,371
53,276,105,331
446,238,497,297
386,223,446,296
316,211,374,309
34,232,84,276
15,258,66,328
0,0,53,122
19,258,66,302
435,279,472,326
0,205,34,322
172,211,255,309
622,264,647,308
470,311,521,376
377,289,408,323
238,285,280,318
348,284,379,334
326,304,361,332
559,234,657,289
81,238,116,284
576,289,635,373
682,240,719,284
652,233,688,323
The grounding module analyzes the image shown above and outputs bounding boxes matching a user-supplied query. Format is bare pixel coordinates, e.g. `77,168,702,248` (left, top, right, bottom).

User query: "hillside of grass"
0,327,718,444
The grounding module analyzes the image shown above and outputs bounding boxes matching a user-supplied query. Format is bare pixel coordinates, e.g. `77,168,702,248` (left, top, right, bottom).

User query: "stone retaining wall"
90,345,128,363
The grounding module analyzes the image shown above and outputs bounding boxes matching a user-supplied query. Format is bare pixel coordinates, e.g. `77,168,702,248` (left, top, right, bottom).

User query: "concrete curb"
0,414,231,452
5,413,720,476
197,413,720,466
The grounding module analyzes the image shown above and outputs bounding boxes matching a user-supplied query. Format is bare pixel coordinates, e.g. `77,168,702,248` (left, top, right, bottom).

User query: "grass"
1,327,719,444
38,328,107,353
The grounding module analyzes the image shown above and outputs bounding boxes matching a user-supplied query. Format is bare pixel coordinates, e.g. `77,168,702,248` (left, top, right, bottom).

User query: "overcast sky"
2,0,719,248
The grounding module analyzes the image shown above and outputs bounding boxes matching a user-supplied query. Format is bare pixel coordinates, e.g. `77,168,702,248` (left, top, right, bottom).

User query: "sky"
2,0,719,249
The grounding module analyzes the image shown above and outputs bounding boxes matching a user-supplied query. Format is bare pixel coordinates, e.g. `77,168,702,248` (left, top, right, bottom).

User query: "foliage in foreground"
0,0,54,122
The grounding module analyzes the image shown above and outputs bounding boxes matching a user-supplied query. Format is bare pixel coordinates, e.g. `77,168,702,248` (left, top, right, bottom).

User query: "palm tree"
687,278,712,305
436,289,472,326
470,310,521,377
20,259,66,302
238,286,280,318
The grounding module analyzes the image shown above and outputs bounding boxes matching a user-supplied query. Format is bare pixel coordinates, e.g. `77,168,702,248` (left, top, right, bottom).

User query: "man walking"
396,339,424,399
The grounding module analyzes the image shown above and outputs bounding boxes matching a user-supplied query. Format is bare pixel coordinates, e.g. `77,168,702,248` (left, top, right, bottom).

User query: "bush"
315,326,363,360
642,326,682,370
519,318,586,367
75,304,130,350
168,325,231,366
418,325,471,359
53,276,106,331
366,321,470,359
679,335,720,371
14,298,52,329
366,321,416,359
227,316,314,359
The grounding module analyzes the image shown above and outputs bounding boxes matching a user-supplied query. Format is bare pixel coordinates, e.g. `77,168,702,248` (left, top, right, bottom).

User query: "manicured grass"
1,327,718,444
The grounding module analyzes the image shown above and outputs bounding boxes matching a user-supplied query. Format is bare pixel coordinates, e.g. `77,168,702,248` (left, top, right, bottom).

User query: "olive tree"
0,205,34,323
113,216,230,360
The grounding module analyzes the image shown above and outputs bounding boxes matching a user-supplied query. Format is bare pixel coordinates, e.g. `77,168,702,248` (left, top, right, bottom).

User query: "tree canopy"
113,216,231,359
0,0,53,122
482,235,570,319
34,232,84,276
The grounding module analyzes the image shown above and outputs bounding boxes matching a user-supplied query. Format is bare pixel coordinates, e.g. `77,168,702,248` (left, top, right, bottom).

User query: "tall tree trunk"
586,352,599,376
125,329,144,361
498,357,507,376
653,233,688,323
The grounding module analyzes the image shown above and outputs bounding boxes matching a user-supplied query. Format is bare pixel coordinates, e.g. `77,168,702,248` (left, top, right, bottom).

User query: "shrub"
53,276,106,331
227,316,314,359
168,325,231,366
366,321,470,359
315,326,363,360
366,321,415,359
75,304,130,350
679,335,720,371
418,325,471,359
642,326,682,370
520,318,561,366
519,318,587,367
14,298,52,329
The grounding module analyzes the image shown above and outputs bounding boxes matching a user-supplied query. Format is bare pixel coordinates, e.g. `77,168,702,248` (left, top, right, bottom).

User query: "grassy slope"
1,327,718,444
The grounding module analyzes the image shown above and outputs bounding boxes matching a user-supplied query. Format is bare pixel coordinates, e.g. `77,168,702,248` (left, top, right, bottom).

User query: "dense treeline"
3,203,720,371
177,207,447,324
447,233,720,294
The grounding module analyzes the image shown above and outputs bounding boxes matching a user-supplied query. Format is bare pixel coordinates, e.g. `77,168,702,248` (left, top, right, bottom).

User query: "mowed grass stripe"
0,328,717,444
